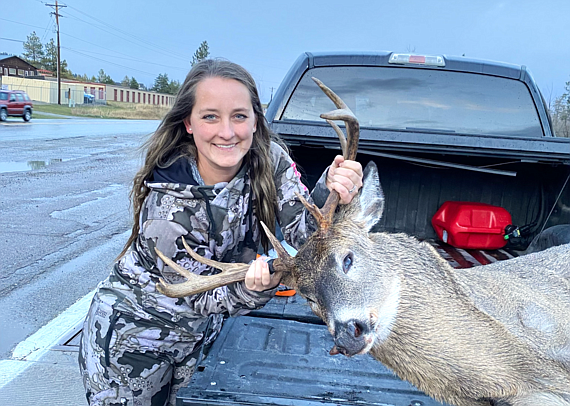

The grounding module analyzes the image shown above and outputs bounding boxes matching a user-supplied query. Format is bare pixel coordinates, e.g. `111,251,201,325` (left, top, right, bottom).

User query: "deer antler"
297,77,360,231
155,223,294,297
155,78,359,297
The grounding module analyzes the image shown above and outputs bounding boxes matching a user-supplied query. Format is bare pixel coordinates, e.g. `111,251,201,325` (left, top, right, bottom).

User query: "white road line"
0,290,94,390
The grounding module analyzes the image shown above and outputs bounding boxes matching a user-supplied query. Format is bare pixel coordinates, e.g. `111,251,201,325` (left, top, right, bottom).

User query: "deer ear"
353,161,385,231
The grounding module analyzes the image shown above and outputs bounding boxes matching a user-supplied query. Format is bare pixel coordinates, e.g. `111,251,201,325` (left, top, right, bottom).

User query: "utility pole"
46,1,66,104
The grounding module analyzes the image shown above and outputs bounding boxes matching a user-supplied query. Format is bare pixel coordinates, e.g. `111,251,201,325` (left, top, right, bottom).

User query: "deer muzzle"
331,319,372,357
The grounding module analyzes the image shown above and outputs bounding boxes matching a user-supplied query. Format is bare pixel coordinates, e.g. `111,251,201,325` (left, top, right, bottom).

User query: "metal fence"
1,80,106,105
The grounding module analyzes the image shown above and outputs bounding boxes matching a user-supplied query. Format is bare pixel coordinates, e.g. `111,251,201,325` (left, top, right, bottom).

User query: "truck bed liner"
177,241,511,405
177,316,446,406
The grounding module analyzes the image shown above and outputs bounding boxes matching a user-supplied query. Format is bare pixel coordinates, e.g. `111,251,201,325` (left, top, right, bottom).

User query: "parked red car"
0,90,33,122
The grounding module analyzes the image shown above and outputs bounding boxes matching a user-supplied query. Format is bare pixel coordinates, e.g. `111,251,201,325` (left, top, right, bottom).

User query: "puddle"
0,158,68,173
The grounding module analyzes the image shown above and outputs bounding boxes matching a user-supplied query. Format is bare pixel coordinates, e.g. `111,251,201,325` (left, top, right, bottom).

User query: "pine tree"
152,73,170,93
190,41,210,66
22,31,44,65
97,69,114,84
129,77,139,89
121,75,130,87
42,38,57,72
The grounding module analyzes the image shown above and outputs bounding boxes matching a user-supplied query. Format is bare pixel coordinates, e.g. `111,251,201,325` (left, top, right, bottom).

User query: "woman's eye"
234,113,247,120
342,253,353,274
203,114,216,120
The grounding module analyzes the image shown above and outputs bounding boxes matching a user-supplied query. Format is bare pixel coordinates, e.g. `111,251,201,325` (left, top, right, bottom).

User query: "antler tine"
311,77,348,110
259,221,293,262
311,77,361,229
155,242,250,297
326,119,347,157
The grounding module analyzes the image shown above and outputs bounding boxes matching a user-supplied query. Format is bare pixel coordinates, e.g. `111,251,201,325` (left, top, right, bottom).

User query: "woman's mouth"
214,143,237,149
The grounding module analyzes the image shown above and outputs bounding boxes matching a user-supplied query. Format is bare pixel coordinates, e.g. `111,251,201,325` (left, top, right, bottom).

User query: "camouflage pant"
79,295,208,406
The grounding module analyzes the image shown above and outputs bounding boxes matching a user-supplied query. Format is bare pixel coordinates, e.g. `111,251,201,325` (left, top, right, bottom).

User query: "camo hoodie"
88,141,329,351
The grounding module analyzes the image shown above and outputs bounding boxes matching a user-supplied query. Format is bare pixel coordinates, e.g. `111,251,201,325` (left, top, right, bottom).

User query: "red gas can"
431,201,512,250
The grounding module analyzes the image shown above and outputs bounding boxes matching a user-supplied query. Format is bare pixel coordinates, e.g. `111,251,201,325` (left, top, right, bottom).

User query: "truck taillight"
389,53,445,67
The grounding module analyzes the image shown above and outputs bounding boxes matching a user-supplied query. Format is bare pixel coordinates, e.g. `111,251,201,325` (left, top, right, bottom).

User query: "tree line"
19,32,209,96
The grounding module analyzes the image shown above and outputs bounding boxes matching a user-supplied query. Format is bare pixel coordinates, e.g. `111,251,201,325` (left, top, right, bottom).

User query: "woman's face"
184,76,256,185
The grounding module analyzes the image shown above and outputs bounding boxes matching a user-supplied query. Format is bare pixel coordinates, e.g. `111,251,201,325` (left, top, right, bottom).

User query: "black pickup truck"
177,52,570,406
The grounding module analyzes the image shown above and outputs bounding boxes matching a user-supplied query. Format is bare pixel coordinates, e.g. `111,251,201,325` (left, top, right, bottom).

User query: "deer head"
155,78,387,355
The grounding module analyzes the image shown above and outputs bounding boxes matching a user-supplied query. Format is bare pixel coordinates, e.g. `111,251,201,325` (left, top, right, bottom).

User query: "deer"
154,78,570,406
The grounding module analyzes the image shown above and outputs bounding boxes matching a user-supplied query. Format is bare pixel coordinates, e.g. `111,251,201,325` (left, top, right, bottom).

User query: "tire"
23,109,31,122
0,109,7,122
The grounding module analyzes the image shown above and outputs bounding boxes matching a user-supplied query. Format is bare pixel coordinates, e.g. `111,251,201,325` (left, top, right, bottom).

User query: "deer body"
360,233,570,406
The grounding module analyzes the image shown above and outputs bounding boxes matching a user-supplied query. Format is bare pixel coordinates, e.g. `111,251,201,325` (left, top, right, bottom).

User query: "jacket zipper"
105,311,121,367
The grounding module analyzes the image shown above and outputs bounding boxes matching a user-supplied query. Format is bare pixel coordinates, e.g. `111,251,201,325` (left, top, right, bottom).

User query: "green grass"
33,112,69,119
33,104,74,116
33,101,169,120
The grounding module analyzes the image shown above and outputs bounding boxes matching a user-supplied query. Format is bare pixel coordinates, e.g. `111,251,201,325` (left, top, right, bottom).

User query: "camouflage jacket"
95,142,329,346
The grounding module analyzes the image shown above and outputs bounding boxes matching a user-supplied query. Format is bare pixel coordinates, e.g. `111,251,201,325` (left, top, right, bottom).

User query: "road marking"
0,290,94,390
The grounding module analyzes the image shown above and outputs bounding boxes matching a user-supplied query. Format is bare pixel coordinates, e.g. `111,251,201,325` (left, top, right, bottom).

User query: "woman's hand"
326,155,363,204
244,257,281,292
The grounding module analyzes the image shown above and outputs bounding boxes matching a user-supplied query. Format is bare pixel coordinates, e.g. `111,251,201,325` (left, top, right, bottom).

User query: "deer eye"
342,252,353,274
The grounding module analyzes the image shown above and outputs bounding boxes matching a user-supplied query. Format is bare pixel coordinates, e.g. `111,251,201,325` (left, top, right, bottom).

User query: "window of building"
17,69,24,76
9,68,16,75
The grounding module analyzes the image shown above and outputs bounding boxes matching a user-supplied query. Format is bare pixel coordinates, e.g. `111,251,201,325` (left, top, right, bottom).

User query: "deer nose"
347,319,366,338
332,319,370,357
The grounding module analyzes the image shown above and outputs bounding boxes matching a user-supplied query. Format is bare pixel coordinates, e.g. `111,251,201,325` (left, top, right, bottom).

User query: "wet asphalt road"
0,117,160,359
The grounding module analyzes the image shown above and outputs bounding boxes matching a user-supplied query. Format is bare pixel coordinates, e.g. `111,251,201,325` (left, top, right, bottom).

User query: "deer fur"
285,161,570,406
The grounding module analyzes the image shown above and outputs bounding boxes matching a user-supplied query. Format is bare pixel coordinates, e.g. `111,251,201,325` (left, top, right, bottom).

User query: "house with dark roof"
0,55,39,78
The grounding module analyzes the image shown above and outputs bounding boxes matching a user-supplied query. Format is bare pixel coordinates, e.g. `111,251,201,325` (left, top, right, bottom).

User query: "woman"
79,59,363,406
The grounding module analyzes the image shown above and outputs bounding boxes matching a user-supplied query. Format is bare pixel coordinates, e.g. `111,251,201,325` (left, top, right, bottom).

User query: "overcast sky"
2,0,570,104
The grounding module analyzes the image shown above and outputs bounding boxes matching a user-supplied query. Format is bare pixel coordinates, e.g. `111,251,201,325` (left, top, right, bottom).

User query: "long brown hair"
118,59,285,258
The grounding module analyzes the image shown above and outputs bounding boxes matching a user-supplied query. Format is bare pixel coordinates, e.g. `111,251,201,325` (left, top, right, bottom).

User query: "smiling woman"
183,77,256,185
77,59,364,406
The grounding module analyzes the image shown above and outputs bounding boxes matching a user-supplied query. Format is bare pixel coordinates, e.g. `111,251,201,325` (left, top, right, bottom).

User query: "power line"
63,47,163,77
0,17,47,31
63,46,189,72
40,14,56,43
0,37,25,43
60,6,190,63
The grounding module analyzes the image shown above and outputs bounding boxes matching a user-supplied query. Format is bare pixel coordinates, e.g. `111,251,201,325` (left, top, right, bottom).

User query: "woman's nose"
218,119,234,139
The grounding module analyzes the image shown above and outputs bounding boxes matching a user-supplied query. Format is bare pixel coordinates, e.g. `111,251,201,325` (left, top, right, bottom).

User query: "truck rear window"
282,66,543,137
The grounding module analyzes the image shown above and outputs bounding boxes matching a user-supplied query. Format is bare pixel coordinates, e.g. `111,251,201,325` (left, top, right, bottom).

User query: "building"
0,55,175,106
105,83,176,106
2,75,175,107
37,68,54,77
0,55,39,78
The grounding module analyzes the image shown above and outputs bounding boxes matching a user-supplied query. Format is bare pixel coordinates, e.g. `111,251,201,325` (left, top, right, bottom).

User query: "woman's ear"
183,117,192,134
